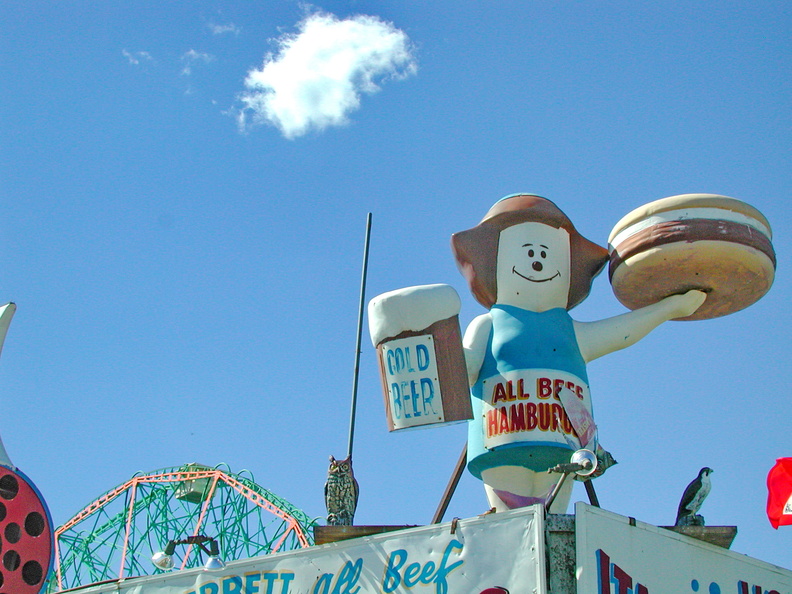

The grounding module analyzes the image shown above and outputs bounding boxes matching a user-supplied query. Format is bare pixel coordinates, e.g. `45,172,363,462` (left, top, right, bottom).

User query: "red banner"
766,458,792,529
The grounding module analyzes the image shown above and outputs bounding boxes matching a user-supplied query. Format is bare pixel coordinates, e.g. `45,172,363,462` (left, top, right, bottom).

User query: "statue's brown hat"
451,194,608,309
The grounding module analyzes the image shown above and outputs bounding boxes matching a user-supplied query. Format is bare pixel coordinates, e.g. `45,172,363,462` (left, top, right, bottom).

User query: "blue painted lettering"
383,539,464,594
314,574,333,593
611,563,632,594
261,572,278,593
420,561,437,584
420,378,437,414
596,549,648,594
244,572,261,594
401,381,411,417
392,379,440,420
222,576,243,593
409,380,421,417
738,582,780,594
390,382,403,419
336,559,362,594
405,347,416,372
192,572,292,594
387,344,433,376
313,559,362,594
386,348,407,376
598,551,787,594
383,549,407,592
404,561,422,587
394,349,405,374
416,343,430,371
596,549,610,594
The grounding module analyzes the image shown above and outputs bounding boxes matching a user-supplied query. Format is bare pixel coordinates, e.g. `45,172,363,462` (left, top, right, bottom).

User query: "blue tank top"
467,305,590,477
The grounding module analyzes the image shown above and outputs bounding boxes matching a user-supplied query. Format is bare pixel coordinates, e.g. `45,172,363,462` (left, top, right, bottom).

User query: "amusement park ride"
49,464,316,592
1,194,791,593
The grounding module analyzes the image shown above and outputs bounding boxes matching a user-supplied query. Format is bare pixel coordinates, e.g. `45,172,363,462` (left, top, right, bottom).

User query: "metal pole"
544,472,570,513
347,213,373,460
584,479,600,507
432,443,468,524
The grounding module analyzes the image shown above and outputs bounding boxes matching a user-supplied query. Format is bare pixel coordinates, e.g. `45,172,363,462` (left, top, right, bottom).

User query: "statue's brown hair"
451,194,608,309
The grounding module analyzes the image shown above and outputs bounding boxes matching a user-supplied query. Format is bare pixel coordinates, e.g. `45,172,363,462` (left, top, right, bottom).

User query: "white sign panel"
576,503,792,594
481,368,591,450
70,507,546,594
381,335,445,428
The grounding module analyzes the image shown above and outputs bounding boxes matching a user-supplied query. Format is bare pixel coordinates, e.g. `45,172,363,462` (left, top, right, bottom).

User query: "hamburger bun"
608,194,775,320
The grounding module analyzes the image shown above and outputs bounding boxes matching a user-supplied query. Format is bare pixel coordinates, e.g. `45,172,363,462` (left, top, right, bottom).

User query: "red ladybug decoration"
0,464,53,593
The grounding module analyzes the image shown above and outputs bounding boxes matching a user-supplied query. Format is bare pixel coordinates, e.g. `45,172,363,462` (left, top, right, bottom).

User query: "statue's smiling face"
496,222,571,311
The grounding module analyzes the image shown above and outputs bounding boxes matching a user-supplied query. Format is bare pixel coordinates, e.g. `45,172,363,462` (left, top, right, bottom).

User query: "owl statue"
325,455,359,526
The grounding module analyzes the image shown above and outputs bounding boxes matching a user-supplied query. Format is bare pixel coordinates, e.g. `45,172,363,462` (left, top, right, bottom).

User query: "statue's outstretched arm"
574,290,706,363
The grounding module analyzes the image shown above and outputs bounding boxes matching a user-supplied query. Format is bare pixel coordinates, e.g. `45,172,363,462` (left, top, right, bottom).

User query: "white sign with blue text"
69,507,546,594
576,503,792,594
381,334,445,429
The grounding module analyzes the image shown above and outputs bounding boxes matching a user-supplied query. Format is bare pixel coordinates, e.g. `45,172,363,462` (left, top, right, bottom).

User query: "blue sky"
2,0,791,577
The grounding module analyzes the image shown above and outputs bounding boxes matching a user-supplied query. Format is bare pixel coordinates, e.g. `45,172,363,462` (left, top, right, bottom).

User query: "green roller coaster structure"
49,463,317,592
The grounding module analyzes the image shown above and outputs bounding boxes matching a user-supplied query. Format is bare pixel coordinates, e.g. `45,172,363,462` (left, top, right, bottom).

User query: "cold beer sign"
380,335,445,429
368,284,472,432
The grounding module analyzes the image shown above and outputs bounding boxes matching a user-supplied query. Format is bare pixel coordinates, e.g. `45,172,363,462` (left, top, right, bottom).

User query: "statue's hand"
663,289,707,319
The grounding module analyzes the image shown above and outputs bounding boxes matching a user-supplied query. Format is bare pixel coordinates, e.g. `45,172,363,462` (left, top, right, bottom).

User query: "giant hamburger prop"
608,194,775,320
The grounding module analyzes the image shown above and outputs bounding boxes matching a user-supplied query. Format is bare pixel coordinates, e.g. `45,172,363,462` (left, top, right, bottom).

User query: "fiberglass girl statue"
451,194,706,513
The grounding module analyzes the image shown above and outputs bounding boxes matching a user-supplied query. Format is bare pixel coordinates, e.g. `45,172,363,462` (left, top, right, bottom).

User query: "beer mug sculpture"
368,284,472,431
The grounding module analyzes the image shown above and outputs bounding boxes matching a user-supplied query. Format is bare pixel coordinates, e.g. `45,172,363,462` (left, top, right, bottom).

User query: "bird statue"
675,467,713,527
324,455,359,526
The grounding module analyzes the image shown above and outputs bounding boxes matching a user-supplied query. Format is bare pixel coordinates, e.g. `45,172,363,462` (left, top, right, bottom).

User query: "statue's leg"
481,466,573,513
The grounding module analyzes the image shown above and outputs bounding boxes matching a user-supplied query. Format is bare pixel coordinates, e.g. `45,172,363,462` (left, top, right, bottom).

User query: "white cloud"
181,50,215,76
208,22,241,36
236,11,418,138
122,50,152,65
